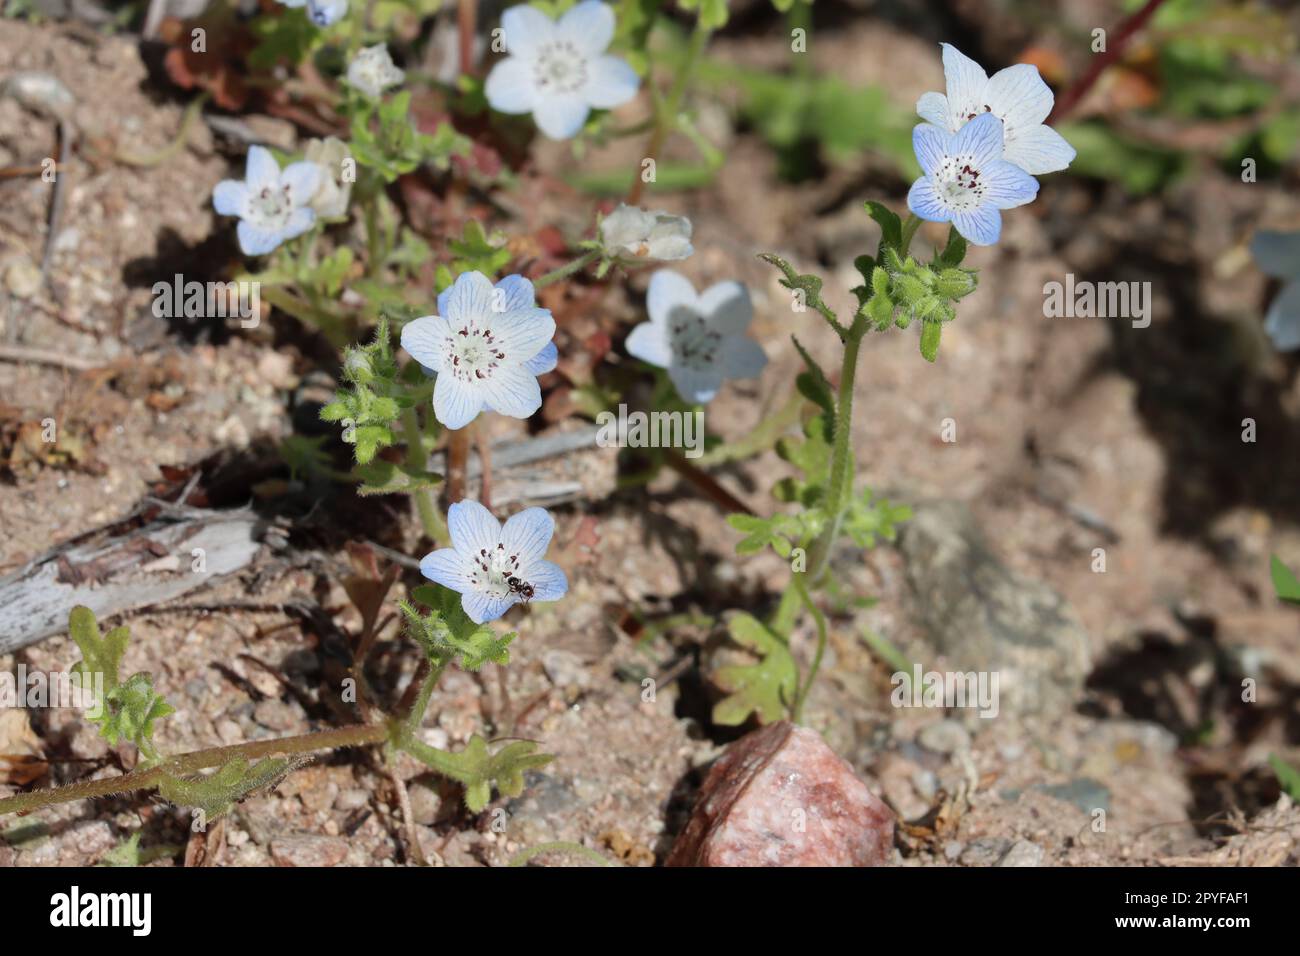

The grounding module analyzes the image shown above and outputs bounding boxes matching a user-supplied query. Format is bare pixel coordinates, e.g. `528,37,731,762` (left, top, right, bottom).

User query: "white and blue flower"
1251,230,1300,351
277,0,349,28
400,272,557,430
906,112,1039,246
213,145,321,257
484,1,640,140
625,269,767,404
917,43,1075,176
420,500,568,623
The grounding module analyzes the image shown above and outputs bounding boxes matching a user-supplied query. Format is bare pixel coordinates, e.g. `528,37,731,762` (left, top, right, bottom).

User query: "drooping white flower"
917,43,1075,176
303,136,353,219
484,1,640,140
625,269,767,404
907,112,1039,246
1251,230,1300,351
212,145,321,257
600,204,694,262
400,272,557,430
420,500,568,624
277,0,348,28
347,44,405,99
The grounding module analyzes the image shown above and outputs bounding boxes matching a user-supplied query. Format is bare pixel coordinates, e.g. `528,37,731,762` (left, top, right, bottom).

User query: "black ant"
507,576,535,603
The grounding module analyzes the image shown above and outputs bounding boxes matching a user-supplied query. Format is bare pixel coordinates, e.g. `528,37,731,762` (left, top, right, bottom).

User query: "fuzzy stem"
404,658,449,737
403,406,447,544
0,724,389,817
533,249,600,289
791,575,827,722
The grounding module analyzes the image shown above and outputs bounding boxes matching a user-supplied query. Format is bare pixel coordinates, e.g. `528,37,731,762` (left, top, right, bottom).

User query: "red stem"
1048,0,1169,124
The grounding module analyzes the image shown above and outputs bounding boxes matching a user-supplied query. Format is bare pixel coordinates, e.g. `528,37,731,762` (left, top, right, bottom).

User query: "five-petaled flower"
347,44,406,99
277,0,349,28
420,500,568,623
1251,230,1300,351
625,269,768,404
907,112,1038,246
917,43,1075,176
400,271,558,430
485,1,640,140
213,145,321,257
600,204,694,263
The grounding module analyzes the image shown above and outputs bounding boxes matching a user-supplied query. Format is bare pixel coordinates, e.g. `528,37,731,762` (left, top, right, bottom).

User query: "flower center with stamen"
533,41,588,95
467,543,525,599
934,154,987,212
443,321,507,383
667,308,722,371
251,185,293,228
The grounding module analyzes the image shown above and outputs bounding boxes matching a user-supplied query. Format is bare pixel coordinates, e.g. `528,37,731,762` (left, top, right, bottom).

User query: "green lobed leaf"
711,612,797,725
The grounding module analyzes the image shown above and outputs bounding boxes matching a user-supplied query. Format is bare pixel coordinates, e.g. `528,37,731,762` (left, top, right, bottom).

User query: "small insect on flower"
907,112,1039,247
420,501,568,624
347,44,406,100
1250,230,1300,352
917,43,1075,176
212,145,321,257
599,204,694,263
400,272,558,430
484,1,640,140
625,269,768,404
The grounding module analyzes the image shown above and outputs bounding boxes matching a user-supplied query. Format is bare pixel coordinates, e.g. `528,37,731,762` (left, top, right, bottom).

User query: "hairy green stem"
791,575,827,722
0,724,389,817
404,657,448,736
403,406,447,543
533,249,600,289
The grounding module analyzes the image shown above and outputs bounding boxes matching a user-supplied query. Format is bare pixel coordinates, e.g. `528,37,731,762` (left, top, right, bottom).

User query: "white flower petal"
980,159,1039,210
557,0,615,56
646,269,698,324
434,373,485,429
523,559,568,602
420,548,472,591
401,315,452,373
907,176,951,222
940,43,989,125
245,146,280,190
720,336,767,379
583,54,639,110
501,4,557,59
1002,123,1076,175
667,363,723,405
532,94,590,140
485,57,538,114
280,161,321,206
501,507,555,565
212,180,247,217
952,205,1002,246
494,274,537,312
1264,279,1300,351
916,91,952,130
462,591,515,624
950,111,1004,169
445,270,496,323
698,280,753,335
1251,231,1300,279
237,220,286,256
624,321,671,368
493,308,556,360
481,364,543,420
279,207,316,244
985,63,1054,134
447,499,502,557
912,123,949,178
524,341,558,375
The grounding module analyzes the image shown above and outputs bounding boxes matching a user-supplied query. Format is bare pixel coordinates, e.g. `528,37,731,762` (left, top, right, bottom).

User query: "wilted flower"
484,1,639,140
600,204,693,262
917,43,1075,176
212,145,320,256
347,44,405,99
419,500,568,623
625,269,767,404
1251,230,1300,351
400,272,556,430
906,112,1038,246
303,137,353,219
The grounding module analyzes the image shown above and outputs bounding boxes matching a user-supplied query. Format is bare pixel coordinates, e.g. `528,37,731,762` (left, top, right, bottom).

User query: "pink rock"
667,721,894,867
